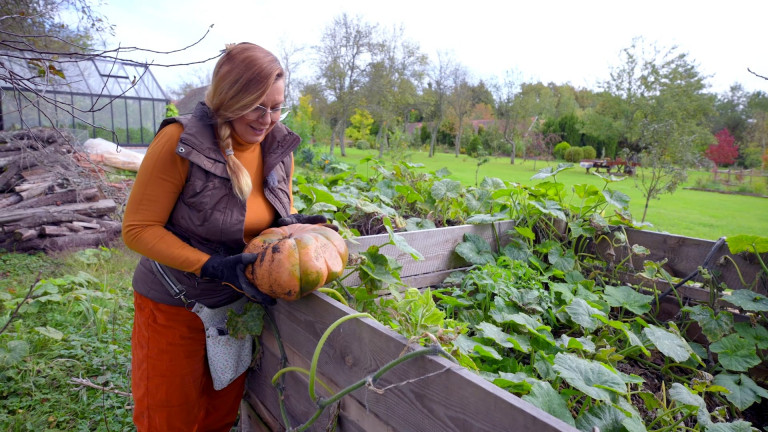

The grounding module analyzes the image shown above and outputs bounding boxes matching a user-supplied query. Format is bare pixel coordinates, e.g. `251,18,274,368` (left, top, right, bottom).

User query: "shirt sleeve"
122,123,210,274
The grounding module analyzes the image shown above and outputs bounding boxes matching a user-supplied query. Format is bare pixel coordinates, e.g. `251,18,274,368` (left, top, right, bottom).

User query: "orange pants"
131,292,247,431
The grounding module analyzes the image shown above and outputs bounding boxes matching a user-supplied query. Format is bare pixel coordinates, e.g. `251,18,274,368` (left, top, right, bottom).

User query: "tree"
315,13,377,157
608,39,715,223
283,94,316,145
277,40,307,108
447,63,474,156
422,52,453,157
362,24,426,158
705,129,739,177
1,0,110,52
344,108,374,143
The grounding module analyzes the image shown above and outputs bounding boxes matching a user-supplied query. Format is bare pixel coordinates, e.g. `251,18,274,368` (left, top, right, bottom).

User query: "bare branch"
69,377,133,397
747,67,768,81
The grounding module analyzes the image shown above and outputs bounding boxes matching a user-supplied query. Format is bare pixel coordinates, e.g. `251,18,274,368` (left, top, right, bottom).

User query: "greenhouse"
0,50,169,146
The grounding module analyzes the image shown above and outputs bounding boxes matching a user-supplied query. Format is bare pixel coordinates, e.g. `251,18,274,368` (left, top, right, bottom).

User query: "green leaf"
226,303,266,339
724,290,768,312
726,234,768,254
603,190,631,209
359,248,402,285
465,213,506,224
553,353,626,402
488,371,533,393
713,373,768,411
733,322,768,349
454,335,502,360
705,420,757,432
530,199,566,221
668,383,711,428
404,217,437,231
602,285,653,315
575,403,630,432
432,291,473,307
709,334,761,372
515,226,535,240
431,178,462,200
682,305,733,341
595,316,650,357
501,238,532,262
455,233,495,265
565,298,606,332
476,322,514,348
394,184,423,203
522,382,575,426
384,222,424,260
548,247,576,272
0,340,30,367
35,325,64,340
297,183,343,207
530,163,572,180
643,324,694,362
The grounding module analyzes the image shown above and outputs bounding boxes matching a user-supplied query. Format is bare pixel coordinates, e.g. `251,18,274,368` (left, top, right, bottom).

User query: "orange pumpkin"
243,224,349,301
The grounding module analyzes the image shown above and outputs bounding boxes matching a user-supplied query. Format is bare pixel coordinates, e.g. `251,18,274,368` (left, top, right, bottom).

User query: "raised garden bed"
238,222,767,431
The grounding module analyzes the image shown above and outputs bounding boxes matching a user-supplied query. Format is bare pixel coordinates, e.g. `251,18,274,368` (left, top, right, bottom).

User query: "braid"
218,122,252,200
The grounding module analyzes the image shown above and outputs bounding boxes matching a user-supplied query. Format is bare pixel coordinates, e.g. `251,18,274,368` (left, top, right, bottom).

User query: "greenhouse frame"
1,50,169,146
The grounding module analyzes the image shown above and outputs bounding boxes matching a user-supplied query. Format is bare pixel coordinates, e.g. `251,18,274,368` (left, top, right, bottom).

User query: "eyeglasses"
242,105,290,121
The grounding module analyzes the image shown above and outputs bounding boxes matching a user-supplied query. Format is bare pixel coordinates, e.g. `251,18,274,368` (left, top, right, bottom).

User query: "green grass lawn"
327,147,767,241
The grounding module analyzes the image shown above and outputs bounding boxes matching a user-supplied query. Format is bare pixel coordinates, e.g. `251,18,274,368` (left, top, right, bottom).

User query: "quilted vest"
132,102,301,307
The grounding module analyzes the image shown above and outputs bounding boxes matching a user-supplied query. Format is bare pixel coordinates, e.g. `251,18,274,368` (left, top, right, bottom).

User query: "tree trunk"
330,127,336,155
454,123,463,157
378,122,387,159
339,120,347,157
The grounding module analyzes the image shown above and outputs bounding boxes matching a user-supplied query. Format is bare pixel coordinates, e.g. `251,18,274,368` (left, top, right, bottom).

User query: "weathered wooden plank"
595,229,767,294
245,292,576,432
341,221,516,287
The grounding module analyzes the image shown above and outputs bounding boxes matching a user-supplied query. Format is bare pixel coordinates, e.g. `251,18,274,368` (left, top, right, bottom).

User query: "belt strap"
150,260,194,306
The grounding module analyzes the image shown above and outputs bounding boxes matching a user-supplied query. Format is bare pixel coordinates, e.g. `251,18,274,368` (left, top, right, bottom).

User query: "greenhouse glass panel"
125,99,141,145
111,98,128,144
54,92,75,129
93,100,113,141
2,93,22,130
140,99,156,143
72,95,94,137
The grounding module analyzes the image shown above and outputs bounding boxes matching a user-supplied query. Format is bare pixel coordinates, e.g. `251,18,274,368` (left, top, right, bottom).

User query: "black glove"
275,214,338,231
200,254,276,306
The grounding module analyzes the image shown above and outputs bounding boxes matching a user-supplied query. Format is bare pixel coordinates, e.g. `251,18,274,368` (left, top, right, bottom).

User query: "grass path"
327,148,767,241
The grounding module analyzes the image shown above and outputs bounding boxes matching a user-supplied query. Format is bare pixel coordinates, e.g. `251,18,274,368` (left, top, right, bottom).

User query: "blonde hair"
205,43,284,200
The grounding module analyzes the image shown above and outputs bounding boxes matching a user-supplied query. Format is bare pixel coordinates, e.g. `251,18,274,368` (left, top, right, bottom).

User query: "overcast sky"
100,0,768,98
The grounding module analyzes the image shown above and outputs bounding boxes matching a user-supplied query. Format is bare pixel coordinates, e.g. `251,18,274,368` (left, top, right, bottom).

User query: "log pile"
0,128,126,253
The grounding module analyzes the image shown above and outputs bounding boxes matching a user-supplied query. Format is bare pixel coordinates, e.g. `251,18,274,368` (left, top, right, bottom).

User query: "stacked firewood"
0,128,125,253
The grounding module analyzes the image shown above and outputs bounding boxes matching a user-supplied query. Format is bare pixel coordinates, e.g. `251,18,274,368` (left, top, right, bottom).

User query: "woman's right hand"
200,254,276,306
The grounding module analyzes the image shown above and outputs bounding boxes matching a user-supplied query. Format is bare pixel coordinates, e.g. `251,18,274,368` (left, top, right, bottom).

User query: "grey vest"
131,102,301,307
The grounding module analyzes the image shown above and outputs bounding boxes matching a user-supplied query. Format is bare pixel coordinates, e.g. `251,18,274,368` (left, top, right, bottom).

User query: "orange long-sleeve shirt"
123,123,291,275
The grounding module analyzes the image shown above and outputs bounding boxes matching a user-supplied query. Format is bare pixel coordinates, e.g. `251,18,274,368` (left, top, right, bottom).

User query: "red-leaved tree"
705,129,739,179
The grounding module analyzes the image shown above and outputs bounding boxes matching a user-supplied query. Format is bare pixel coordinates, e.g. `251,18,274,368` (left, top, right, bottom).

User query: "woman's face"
231,79,285,144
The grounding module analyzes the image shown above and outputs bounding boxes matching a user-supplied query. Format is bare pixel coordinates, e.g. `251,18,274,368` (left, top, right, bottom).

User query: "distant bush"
553,141,571,160
564,146,584,162
582,145,597,160
356,140,371,150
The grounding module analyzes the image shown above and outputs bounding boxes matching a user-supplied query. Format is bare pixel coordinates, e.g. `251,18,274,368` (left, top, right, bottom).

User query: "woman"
123,43,324,431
